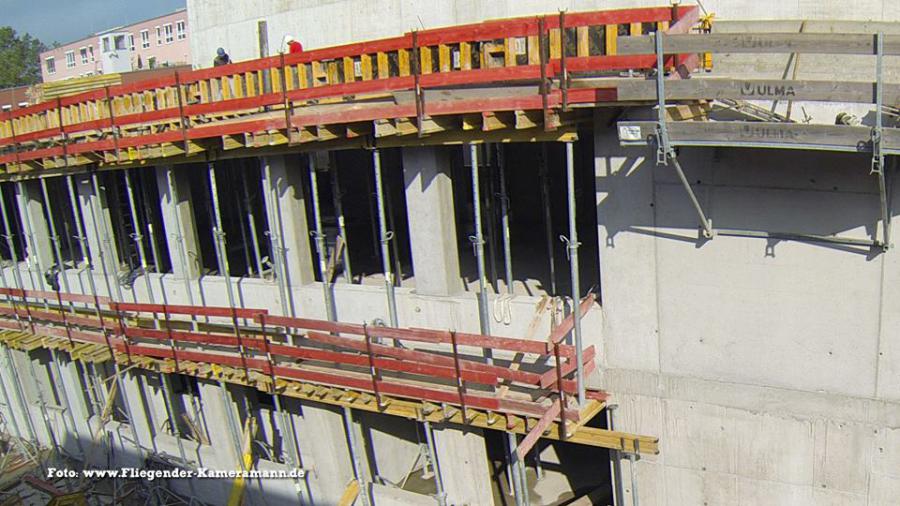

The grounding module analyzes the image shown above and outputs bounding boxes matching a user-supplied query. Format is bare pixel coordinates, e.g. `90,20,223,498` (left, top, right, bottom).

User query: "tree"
0,27,47,88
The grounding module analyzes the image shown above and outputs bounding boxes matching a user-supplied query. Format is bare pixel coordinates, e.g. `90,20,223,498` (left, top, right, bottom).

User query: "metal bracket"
654,32,715,240
872,32,891,251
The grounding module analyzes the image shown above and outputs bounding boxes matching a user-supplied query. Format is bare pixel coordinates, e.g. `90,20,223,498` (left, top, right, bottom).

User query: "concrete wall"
595,112,900,505
186,0,900,68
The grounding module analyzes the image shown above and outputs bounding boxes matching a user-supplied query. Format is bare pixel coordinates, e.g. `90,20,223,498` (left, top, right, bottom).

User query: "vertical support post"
84,172,145,458
261,157,296,320
564,142,586,406
559,10,568,111
330,155,353,283
16,194,62,456
629,442,641,506
123,170,195,491
539,145,557,295
0,190,37,443
163,168,199,315
484,145,499,290
308,155,337,321
470,144,491,340
239,166,265,277
343,406,371,506
88,173,124,302
497,145,513,294
372,149,399,328
423,420,447,506
607,405,624,506
38,179,71,295
16,181,48,295
0,349,23,439
36,179,84,458
872,31,890,251
65,176,109,423
209,162,307,504
507,432,527,506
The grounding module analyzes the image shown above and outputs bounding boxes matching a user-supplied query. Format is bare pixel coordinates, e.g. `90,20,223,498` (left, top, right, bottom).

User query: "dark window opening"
39,177,84,268
306,148,413,286
452,140,600,298
0,184,26,263
209,159,271,279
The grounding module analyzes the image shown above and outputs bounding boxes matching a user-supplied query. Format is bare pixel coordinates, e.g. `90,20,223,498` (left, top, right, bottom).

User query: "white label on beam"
618,125,643,141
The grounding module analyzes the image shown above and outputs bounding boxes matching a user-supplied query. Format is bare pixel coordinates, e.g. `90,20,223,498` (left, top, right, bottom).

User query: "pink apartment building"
39,9,191,82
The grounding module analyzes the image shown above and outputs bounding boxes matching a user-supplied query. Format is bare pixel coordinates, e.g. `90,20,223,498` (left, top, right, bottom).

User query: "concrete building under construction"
1,1,900,504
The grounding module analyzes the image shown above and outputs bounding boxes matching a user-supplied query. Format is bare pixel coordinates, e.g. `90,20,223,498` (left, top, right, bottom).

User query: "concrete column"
120,371,155,454
75,174,122,271
432,424,493,505
14,180,53,273
262,155,315,286
402,147,462,296
197,380,240,465
156,166,202,279
287,399,355,504
58,355,93,453
0,349,32,440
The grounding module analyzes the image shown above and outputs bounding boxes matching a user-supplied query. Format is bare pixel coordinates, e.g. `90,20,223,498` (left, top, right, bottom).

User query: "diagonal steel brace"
654,31,714,239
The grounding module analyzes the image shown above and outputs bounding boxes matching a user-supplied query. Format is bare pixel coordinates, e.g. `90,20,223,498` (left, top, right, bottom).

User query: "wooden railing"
0,5,699,171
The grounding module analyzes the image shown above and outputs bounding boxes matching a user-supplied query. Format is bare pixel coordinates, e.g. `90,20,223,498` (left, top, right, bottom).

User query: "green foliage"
0,27,47,88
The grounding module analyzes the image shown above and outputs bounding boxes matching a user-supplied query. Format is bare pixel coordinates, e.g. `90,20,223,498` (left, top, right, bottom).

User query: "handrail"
0,5,696,169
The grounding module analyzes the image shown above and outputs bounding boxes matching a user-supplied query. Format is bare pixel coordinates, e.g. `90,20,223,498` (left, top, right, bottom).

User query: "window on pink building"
89,46,94,62
65,51,75,68
176,21,186,40
156,26,162,45
80,47,88,64
129,34,135,51
141,30,150,49
45,57,56,75
164,24,173,44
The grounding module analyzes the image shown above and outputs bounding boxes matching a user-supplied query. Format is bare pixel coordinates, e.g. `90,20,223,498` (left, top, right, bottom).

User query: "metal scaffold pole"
164,165,246,496
16,182,64,458
239,168,265,279
123,169,195,493
343,406,371,506
469,144,491,339
308,154,337,321
372,149,399,328
261,158,295,321
539,144,557,295
16,182,48,299
422,420,447,506
507,432,528,506
208,162,309,504
84,171,146,459
65,176,110,416
38,178,86,458
497,144,514,294
38,178,72,296
0,188,38,444
564,142,586,406
330,153,353,283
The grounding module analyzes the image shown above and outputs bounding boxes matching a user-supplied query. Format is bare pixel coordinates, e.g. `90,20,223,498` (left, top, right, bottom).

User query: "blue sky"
1,0,186,46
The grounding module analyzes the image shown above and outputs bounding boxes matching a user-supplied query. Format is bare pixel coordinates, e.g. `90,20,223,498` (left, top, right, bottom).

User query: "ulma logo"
740,82,797,98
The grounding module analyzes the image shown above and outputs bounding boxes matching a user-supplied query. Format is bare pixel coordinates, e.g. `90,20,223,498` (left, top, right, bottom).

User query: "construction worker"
282,35,303,54
213,47,231,66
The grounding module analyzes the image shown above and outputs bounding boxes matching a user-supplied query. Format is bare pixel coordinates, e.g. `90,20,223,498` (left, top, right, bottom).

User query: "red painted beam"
549,293,597,345
539,345,597,389
517,398,561,460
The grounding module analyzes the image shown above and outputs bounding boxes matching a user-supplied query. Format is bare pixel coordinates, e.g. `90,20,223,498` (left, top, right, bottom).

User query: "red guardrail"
0,5,699,169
